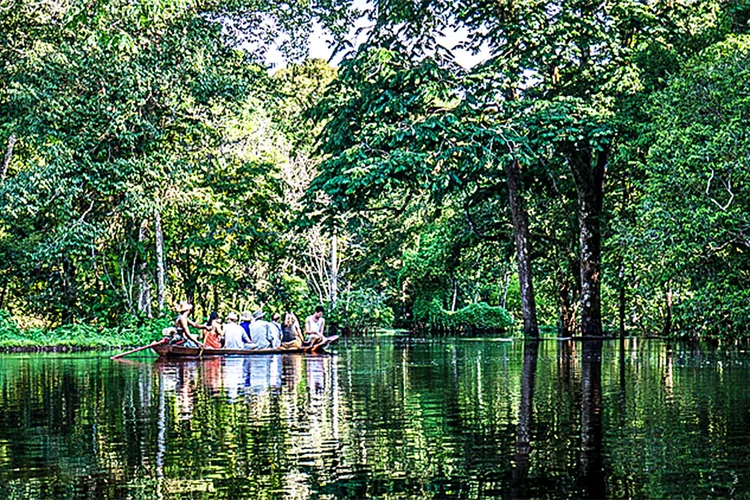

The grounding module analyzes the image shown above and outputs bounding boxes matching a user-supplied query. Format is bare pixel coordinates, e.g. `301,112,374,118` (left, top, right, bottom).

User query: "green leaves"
634,34,750,337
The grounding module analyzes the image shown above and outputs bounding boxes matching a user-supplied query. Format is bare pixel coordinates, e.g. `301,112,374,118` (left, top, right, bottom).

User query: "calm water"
0,337,748,498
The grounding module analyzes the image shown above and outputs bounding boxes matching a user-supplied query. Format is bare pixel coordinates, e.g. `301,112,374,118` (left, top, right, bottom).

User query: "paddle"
110,338,168,360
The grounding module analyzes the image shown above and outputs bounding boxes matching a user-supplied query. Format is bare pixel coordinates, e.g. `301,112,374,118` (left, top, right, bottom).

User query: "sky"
263,19,491,71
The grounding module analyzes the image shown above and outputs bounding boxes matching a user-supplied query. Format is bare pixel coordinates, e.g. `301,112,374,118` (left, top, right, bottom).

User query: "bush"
0,310,22,337
327,288,395,335
0,310,171,348
413,298,514,334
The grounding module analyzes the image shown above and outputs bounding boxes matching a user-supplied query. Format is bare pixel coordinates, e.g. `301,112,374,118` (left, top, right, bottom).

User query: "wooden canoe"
151,335,339,358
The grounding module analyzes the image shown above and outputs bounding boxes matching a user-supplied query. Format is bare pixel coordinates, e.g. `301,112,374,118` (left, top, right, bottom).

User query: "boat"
151,335,339,358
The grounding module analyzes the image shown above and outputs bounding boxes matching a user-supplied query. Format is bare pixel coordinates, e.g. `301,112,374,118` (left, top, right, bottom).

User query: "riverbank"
0,312,166,350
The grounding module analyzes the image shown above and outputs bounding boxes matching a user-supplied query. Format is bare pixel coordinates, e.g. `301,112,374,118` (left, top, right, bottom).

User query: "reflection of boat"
151,336,339,358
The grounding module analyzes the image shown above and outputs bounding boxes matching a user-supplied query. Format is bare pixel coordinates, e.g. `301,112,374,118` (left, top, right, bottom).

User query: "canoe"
152,335,339,358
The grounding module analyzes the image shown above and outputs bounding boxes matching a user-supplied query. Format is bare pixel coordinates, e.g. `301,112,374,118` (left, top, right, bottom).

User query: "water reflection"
0,340,748,498
511,340,539,499
155,354,332,404
580,340,605,499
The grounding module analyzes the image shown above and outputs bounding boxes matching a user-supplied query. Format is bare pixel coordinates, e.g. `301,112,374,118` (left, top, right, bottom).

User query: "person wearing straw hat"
174,301,206,348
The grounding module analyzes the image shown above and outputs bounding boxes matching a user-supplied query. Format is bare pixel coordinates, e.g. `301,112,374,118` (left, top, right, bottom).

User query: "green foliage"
327,288,395,335
0,310,168,348
2,0,750,340
632,34,750,338
413,297,514,334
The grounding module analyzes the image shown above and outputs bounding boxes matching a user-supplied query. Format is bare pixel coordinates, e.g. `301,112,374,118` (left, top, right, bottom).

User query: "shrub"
0,311,171,348
327,288,395,335
413,298,514,334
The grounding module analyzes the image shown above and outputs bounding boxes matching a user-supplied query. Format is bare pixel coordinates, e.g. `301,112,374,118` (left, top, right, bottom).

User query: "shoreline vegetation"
0,311,167,350
0,310,730,352
2,3,749,341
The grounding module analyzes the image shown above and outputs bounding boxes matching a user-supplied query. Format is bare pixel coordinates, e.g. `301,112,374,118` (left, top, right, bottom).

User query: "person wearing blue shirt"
240,311,253,335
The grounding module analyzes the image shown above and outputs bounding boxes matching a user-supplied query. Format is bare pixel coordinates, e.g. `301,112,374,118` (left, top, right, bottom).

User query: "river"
0,337,747,498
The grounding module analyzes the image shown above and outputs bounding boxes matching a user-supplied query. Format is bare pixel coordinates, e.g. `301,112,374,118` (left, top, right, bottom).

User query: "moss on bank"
0,311,167,349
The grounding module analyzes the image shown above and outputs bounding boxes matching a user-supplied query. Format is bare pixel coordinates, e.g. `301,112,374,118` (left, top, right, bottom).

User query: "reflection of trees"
580,341,605,499
0,340,749,497
511,340,539,499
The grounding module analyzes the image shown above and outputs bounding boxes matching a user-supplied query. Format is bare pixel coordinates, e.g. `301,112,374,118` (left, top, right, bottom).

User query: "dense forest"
1,0,748,339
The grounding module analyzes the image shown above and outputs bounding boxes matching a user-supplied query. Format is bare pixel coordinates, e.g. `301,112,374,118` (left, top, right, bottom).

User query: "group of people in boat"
169,300,329,351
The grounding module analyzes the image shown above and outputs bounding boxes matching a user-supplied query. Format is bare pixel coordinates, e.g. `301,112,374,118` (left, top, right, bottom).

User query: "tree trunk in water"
136,220,152,318
330,234,338,307
506,160,539,337
154,209,166,315
569,147,608,337
557,277,577,337
1,134,16,181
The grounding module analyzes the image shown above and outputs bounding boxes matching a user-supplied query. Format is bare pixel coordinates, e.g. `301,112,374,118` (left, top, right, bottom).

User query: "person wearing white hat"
223,312,252,349
239,311,254,336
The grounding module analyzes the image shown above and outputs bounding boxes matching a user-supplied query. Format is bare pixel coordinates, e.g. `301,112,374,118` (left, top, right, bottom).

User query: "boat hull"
151,336,338,358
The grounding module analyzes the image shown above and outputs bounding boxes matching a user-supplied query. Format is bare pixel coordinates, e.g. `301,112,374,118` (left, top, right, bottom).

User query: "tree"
636,35,750,337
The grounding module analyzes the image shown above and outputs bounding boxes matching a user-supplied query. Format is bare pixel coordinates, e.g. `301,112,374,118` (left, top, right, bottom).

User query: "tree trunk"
184,247,195,306
136,220,152,318
450,277,457,312
330,234,338,307
1,134,16,181
618,176,629,339
506,159,539,337
501,268,510,309
557,276,578,337
154,209,166,315
61,259,77,324
618,258,626,339
0,281,8,310
661,287,673,337
569,147,608,337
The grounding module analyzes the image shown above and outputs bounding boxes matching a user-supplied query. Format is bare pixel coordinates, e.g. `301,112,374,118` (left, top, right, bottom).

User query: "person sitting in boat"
271,312,282,339
174,301,206,348
202,311,223,349
239,311,253,335
247,310,281,350
281,311,304,349
305,306,327,348
223,312,251,349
